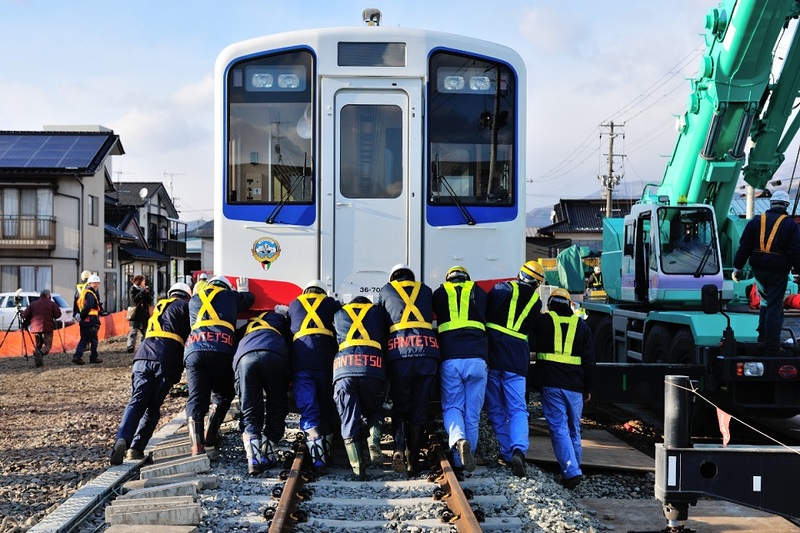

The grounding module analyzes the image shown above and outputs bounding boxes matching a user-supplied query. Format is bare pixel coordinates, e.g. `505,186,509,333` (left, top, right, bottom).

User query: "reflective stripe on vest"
536,311,581,365
388,280,433,333
437,281,485,334
191,285,235,332
245,312,281,336
339,303,382,351
77,288,100,316
145,297,185,344
758,213,788,255
293,294,335,341
486,283,539,341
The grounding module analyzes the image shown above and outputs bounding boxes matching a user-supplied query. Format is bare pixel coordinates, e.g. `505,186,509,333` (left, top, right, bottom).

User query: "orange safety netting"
0,310,130,357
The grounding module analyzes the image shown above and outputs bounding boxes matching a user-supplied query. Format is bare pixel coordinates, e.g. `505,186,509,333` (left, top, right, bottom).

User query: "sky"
0,0,785,224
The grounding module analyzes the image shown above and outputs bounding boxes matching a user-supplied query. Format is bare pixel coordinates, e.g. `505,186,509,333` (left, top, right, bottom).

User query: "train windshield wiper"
266,154,308,224
433,154,476,226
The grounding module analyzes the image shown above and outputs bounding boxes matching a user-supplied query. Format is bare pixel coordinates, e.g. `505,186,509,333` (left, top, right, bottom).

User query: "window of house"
88,195,99,226
0,187,54,238
0,265,52,292
105,243,114,268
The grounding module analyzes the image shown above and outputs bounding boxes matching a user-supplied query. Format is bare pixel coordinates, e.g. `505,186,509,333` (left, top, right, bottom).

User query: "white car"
0,292,75,332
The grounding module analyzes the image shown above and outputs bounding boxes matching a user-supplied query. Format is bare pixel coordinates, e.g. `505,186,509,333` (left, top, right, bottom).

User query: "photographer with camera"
73,275,103,365
21,289,62,368
127,275,152,354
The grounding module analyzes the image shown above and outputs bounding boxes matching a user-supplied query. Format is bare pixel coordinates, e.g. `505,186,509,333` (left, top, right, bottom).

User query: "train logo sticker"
251,237,281,270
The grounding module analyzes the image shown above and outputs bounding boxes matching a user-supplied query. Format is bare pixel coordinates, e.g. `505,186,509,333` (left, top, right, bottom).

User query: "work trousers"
236,350,289,444
184,350,235,425
74,322,99,361
754,269,789,354
334,376,385,440
116,359,179,452
540,386,583,480
293,369,338,435
485,369,529,461
388,357,438,426
440,357,487,466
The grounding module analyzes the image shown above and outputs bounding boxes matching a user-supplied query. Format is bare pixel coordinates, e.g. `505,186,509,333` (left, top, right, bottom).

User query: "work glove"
732,269,742,283
274,304,289,316
236,277,250,292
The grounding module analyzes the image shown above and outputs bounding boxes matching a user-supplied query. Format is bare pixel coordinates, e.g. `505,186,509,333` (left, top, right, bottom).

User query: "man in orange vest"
733,190,800,356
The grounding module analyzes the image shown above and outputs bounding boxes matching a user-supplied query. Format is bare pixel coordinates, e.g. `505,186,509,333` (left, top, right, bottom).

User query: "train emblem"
251,237,281,270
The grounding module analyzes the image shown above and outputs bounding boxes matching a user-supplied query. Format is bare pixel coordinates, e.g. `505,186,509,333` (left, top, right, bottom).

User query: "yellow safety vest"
437,281,485,334
339,303,382,351
388,280,433,333
191,285,235,332
537,311,582,365
758,213,788,255
77,288,100,316
245,312,281,336
486,283,539,340
293,293,335,341
145,297,185,344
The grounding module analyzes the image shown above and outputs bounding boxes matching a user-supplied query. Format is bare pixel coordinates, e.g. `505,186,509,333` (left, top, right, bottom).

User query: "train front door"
321,79,422,301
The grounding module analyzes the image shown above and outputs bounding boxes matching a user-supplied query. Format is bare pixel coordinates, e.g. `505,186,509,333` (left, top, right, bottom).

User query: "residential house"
184,219,214,282
0,126,123,306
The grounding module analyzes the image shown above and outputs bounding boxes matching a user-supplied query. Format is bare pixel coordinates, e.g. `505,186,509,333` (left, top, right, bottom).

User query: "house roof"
0,131,123,176
111,181,179,218
104,223,137,240
538,198,637,236
119,244,171,262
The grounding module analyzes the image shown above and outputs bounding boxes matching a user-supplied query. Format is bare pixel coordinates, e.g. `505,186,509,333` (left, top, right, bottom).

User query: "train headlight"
470,76,491,91
251,73,274,89
278,73,300,89
443,75,465,91
736,362,765,377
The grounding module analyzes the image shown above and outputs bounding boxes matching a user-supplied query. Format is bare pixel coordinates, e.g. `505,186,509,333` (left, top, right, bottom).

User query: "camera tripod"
0,302,35,359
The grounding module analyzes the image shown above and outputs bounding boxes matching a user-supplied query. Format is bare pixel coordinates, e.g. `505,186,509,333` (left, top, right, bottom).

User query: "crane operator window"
658,207,719,275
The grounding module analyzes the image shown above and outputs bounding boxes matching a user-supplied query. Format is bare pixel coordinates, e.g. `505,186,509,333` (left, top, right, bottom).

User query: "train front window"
227,50,314,206
428,51,516,207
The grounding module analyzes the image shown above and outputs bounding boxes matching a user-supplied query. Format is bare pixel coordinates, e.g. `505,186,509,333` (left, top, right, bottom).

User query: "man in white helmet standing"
110,283,193,465
73,274,103,365
184,275,254,457
733,190,800,356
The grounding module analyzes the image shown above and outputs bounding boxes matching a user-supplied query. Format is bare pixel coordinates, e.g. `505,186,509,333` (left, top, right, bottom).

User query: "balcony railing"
147,237,187,258
0,216,56,249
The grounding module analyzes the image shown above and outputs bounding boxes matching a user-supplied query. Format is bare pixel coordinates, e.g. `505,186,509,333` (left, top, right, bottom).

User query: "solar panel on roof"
0,134,108,169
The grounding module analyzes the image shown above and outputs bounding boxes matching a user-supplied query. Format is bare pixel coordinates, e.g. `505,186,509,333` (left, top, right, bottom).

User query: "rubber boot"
260,438,279,468
243,433,264,475
391,421,406,473
344,437,365,480
368,420,383,465
189,418,205,456
406,424,422,477
306,428,326,469
204,404,226,448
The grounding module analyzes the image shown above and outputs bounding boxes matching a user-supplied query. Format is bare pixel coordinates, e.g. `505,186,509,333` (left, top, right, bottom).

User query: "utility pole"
598,122,624,217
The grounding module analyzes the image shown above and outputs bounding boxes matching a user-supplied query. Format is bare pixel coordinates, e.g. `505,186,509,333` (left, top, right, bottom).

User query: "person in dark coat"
378,264,440,476
110,283,192,465
127,275,153,353
184,275,254,456
234,310,292,475
73,275,103,365
432,265,488,472
333,296,387,479
22,289,62,368
287,280,342,469
485,261,544,477
733,190,800,356
532,288,595,490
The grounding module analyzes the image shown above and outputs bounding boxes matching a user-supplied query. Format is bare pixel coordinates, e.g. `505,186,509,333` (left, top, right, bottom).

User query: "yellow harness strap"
245,312,281,336
536,311,581,365
145,297,185,344
192,285,235,332
437,281,485,334
339,303,381,351
388,280,433,333
486,283,539,341
759,213,788,254
294,294,335,341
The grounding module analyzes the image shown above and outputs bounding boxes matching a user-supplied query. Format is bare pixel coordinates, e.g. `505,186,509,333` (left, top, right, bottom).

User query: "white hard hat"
304,279,327,294
87,275,101,284
594,266,601,274
80,270,92,280
168,282,192,299
771,190,791,205
199,272,208,280
208,275,232,290
390,263,414,281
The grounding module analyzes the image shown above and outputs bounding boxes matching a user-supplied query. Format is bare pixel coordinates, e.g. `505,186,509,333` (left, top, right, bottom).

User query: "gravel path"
0,335,184,532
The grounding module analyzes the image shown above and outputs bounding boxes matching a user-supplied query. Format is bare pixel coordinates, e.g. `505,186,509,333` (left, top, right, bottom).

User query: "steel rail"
268,446,308,533
433,445,483,532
